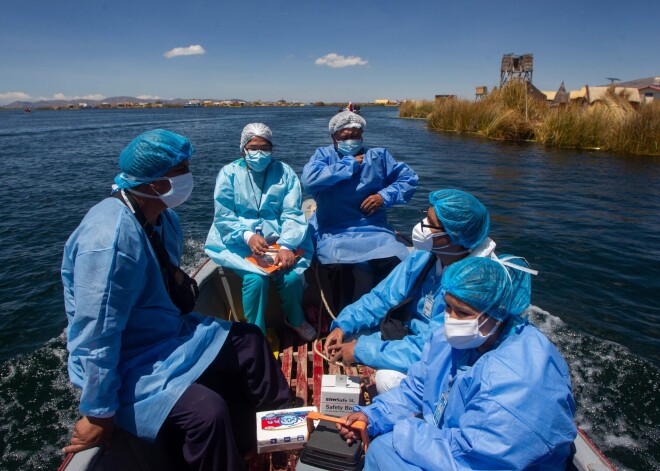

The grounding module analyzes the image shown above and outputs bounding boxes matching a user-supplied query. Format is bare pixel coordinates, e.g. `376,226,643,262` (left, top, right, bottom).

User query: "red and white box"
256,406,317,453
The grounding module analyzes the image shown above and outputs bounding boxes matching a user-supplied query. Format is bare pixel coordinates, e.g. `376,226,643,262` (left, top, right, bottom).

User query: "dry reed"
399,83,660,156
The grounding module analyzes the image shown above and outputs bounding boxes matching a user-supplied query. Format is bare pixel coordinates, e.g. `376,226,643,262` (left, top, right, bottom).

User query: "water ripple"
1,107,658,470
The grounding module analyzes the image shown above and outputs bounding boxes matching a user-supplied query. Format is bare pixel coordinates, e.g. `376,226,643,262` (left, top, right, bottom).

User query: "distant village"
5,52,658,112
440,54,660,109
2,98,401,111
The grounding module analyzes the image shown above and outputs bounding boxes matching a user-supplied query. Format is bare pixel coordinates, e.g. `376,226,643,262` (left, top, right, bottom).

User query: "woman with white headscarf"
205,123,315,340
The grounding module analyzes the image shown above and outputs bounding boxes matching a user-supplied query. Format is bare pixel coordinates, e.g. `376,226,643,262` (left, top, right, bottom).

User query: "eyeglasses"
245,144,273,152
420,210,445,231
334,129,363,140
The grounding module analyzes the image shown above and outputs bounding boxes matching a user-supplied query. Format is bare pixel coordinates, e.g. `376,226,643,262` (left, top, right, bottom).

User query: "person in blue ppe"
62,130,291,471
325,189,496,393
337,256,577,470
205,123,316,341
301,110,419,310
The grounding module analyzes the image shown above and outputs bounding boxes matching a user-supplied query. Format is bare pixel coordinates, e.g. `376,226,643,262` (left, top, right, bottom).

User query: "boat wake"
0,333,77,471
528,305,659,470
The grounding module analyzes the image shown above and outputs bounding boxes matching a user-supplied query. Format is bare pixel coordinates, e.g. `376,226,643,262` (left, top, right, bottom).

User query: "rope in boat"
309,259,348,370
312,337,345,372
314,262,336,320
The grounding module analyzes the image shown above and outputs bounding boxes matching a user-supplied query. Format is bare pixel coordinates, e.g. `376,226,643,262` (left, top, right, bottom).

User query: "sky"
1,0,659,105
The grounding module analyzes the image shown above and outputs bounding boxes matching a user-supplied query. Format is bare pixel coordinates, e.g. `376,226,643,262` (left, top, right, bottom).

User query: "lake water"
0,106,658,470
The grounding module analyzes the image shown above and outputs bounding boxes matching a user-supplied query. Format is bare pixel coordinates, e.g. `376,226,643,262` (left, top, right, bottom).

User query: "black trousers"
158,322,291,471
326,256,402,312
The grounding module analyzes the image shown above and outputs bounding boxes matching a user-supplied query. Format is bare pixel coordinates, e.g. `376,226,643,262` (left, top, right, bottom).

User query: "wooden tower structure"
475,86,488,100
500,53,534,86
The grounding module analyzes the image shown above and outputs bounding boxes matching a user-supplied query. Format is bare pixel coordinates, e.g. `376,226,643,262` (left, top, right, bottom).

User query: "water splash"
0,334,79,471
528,306,660,470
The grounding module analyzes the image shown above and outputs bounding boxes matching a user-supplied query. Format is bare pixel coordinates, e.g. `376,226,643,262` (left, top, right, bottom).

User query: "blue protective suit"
331,239,496,372
301,145,418,264
62,198,231,441
205,159,313,276
355,320,577,470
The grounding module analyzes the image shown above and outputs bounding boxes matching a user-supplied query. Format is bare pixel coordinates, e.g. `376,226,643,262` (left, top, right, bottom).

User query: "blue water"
0,107,658,470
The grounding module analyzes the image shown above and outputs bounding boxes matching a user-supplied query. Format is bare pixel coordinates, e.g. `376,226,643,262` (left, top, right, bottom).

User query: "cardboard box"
319,375,361,417
256,406,317,453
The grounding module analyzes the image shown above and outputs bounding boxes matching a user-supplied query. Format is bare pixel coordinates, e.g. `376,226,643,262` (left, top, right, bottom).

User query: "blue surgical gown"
301,145,418,264
205,159,313,276
332,239,496,372
355,320,577,470
62,198,231,440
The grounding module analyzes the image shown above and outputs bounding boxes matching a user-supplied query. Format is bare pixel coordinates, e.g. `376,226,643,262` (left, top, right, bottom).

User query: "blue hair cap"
429,189,489,250
442,256,531,321
114,129,193,189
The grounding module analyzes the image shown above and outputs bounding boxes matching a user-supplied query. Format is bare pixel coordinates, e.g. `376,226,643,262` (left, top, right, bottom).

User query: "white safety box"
319,375,361,417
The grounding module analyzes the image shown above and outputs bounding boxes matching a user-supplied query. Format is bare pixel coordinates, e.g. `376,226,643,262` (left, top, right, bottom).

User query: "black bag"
380,256,437,341
163,264,200,315
114,191,199,314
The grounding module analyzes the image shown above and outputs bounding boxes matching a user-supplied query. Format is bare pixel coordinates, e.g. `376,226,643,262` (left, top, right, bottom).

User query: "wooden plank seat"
253,332,376,470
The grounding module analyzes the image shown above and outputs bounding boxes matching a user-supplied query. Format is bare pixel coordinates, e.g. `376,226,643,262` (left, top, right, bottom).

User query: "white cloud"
0,91,32,104
315,53,368,68
164,45,206,59
136,95,160,100
51,93,106,101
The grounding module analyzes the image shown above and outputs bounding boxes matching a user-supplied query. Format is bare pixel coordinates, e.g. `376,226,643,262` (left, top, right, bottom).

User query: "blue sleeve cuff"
377,190,392,208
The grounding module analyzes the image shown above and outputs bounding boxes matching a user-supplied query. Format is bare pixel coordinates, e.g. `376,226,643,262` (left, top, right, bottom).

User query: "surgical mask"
411,221,450,252
128,172,194,208
412,220,471,256
337,139,363,156
245,150,272,172
444,312,499,349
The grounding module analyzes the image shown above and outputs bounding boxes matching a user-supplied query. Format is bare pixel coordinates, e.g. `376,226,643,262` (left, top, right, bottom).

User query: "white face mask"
444,311,499,349
412,220,471,256
129,172,194,208
158,172,194,207
412,221,452,252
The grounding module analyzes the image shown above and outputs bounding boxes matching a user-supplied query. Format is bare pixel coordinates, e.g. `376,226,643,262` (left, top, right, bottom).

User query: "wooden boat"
59,195,617,471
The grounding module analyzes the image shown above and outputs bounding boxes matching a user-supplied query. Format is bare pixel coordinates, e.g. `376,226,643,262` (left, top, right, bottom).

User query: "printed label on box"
261,410,309,430
320,402,357,417
320,375,361,408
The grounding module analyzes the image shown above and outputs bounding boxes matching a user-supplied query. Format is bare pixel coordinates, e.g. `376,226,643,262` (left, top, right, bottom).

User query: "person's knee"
174,387,232,436
195,393,231,432
365,433,397,469
243,273,269,291
278,270,303,286
231,320,263,338
375,369,407,394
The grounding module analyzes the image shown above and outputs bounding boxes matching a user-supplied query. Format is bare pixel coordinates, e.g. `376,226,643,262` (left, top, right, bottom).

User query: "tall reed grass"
400,82,660,156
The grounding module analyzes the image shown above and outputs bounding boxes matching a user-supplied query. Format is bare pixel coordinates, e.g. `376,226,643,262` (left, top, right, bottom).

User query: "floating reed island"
400,82,660,156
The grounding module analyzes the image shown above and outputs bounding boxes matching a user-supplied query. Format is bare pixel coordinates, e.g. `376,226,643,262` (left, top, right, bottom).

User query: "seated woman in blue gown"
301,109,419,309
337,256,577,470
205,123,315,341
